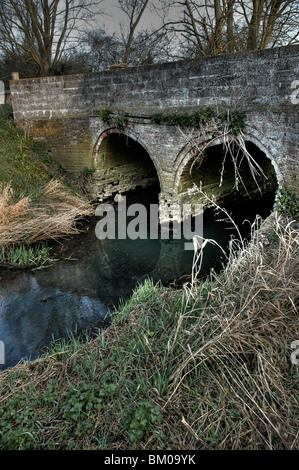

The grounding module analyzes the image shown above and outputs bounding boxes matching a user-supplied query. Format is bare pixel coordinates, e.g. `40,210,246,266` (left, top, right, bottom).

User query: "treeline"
0,0,298,88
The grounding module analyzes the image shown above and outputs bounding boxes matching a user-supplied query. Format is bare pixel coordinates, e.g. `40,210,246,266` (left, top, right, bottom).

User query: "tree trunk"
213,0,224,54
247,0,264,50
122,0,149,64
227,0,235,53
38,55,52,76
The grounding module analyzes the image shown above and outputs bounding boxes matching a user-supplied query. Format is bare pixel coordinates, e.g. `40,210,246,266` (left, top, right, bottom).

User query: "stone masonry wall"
10,45,299,203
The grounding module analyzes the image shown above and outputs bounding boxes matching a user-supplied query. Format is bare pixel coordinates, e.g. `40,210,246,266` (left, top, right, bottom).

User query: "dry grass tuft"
167,212,299,449
0,180,94,247
0,185,30,226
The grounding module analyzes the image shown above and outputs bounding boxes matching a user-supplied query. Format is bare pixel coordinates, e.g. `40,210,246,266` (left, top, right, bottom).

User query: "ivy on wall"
275,185,299,220
99,106,247,135
150,108,246,135
98,109,112,125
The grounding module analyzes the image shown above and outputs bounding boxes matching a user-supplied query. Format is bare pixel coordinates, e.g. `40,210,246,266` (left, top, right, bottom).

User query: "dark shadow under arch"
177,140,278,213
93,131,161,202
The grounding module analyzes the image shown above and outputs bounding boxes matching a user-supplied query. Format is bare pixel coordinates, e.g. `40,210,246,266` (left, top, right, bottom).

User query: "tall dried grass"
166,212,299,449
0,180,93,247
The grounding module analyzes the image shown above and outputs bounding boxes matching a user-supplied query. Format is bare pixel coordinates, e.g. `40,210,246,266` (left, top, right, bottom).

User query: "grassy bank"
0,104,62,202
0,105,93,255
0,213,298,450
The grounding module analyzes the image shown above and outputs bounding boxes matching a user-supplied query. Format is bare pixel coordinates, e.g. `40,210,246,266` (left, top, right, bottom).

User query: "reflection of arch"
173,132,279,198
148,239,185,281
93,128,164,192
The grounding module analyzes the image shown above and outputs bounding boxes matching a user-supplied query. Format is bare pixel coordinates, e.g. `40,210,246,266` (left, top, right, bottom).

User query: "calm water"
0,191,275,369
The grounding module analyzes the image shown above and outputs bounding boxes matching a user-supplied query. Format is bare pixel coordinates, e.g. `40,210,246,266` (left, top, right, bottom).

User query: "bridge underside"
90,127,278,222
176,141,278,209
93,131,159,201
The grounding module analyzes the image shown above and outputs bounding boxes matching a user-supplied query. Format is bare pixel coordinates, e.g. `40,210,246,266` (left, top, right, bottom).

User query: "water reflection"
0,191,275,370
0,273,108,368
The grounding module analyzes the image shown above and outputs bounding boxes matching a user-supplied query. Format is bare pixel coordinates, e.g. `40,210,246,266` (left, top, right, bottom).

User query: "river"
0,190,275,370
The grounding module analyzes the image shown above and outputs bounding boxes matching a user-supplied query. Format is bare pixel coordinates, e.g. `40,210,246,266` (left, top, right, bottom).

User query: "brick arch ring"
172,131,282,195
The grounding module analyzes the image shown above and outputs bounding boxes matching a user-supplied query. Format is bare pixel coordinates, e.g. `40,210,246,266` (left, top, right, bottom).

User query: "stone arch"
92,127,163,199
240,132,283,184
173,132,279,208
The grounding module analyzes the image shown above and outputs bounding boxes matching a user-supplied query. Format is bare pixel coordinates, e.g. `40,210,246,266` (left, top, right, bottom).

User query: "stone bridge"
10,45,299,217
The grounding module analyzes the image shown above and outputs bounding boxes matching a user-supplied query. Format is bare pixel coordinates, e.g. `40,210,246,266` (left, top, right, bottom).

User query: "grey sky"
86,0,169,35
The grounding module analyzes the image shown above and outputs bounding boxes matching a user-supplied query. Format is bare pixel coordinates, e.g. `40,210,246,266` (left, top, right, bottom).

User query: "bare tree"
79,26,171,70
162,0,299,58
83,29,123,71
118,0,150,64
0,0,98,76
126,28,172,64
241,0,299,49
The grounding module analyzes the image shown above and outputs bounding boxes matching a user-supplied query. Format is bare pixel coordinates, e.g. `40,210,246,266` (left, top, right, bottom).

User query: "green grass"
0,243,53,267
0,105,62,265
275,185,299,220
0,104,93,251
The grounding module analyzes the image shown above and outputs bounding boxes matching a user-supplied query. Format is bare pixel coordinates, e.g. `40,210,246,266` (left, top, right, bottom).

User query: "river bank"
0,105,93,256
0,212,298,450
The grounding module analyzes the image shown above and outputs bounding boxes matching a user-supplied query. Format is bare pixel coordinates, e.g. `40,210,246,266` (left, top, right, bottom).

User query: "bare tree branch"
0,0,101,76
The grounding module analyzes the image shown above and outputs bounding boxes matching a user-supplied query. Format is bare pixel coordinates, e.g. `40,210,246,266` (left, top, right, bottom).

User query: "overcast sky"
86,0,170,36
